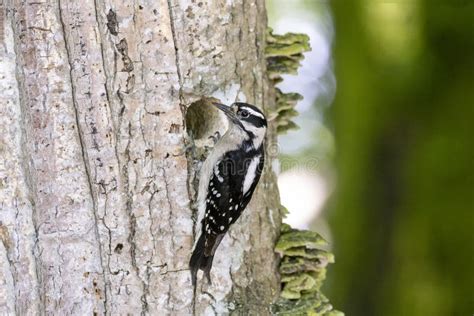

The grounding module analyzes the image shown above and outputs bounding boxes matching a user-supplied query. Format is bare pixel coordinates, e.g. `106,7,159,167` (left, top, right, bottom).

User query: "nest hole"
185,98,226,143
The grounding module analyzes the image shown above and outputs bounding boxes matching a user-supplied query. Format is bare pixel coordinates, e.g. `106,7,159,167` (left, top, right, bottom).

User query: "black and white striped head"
214,102,267,148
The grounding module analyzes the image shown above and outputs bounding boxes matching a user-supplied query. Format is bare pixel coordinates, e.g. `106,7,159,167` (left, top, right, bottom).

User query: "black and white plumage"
189,102,267,286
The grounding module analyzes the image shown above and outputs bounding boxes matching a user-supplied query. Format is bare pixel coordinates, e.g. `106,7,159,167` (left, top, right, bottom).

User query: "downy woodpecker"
189,102,267,286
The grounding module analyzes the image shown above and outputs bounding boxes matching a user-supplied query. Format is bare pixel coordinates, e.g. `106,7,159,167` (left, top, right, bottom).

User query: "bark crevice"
7,5,46,314
57,0,109,312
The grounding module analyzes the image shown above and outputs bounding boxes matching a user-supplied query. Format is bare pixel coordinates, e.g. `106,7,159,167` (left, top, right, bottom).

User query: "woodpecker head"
214,102,267,148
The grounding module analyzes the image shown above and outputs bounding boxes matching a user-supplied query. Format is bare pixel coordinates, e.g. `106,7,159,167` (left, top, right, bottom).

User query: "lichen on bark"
265,28,342,315
272,225,342,315
265,28,311,135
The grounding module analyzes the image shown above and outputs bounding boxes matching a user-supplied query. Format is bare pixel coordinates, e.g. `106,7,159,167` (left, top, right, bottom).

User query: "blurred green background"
268,1,474,315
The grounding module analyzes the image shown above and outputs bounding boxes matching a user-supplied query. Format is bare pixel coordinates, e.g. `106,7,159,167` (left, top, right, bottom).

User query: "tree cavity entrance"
185,98,227,145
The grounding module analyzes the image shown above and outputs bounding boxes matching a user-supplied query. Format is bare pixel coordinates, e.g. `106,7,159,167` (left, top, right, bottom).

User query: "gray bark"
0,0,281,315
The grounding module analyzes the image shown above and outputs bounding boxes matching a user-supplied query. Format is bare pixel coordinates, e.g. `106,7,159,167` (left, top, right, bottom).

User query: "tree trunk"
0,1,281,314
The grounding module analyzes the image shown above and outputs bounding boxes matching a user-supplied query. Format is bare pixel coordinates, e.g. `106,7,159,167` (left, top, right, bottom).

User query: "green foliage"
265,28,310,134
272,224,343,315
328,1,474,315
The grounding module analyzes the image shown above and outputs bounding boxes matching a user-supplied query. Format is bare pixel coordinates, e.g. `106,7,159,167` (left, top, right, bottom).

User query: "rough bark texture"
0,0,281,315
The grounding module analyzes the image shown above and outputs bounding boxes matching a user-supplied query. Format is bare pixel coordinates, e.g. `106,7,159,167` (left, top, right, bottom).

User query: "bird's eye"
238,110,249,118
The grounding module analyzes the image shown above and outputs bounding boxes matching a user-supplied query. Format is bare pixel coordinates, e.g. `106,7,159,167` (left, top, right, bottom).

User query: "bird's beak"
213,102,240,125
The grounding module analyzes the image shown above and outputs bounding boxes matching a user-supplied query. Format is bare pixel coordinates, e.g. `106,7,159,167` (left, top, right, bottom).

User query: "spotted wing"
202,149,264,238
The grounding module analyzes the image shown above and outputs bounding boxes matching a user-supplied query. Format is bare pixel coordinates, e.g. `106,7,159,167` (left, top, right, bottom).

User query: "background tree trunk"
328,1,473,315
0,1,281,314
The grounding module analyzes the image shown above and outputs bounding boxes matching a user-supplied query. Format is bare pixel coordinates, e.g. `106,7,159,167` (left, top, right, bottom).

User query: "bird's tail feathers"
189,233,224,286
